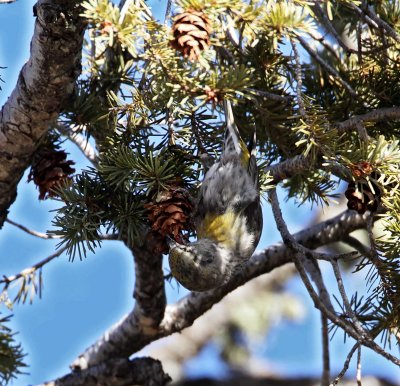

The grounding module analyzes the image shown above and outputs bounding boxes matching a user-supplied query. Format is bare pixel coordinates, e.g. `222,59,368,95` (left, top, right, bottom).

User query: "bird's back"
195,101,262,257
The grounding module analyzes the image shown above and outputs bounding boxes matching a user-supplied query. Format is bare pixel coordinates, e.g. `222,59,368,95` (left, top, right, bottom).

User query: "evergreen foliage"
3,0,400,382
0,314,26,384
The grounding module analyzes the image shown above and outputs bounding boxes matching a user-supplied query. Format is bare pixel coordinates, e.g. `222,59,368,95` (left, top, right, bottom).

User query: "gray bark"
0,0,85,226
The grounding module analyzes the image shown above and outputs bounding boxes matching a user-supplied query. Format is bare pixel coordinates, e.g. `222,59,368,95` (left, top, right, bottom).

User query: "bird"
168,100,263,291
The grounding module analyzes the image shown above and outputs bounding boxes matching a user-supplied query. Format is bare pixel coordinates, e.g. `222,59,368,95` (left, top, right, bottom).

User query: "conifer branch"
268,188,400,368
71,209,371,370
295,34,357,97
349,3,400,43
307,29,341,61
0,0,85,228
334,107,400,132
1,233,118,304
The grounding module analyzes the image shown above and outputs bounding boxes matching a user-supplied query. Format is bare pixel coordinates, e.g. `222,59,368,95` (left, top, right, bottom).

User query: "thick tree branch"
0,0,85,227
71,233,167,370
72,209,369,370
40,357,171,386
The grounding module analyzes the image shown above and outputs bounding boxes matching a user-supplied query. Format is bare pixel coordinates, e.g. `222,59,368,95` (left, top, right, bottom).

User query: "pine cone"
28,148,75,200
345,181,381,214
170,9,212,61
144,187,194,253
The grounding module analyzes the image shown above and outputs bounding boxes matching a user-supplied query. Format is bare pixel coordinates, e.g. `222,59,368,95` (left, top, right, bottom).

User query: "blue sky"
0,1,399,385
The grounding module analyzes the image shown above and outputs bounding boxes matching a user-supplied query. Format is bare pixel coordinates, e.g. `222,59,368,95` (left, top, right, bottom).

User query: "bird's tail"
223,99,242,156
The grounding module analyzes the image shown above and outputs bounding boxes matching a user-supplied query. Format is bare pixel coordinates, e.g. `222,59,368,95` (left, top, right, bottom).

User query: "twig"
347,3,379,30
5,218,63,239
357,345,362,386
290,39,307,118
321,313,330,386
313,3,357,56
1,245,68,286
266,155,309,183
330,343,360,386
1,233,119,287
329,257,366,336
164,0,172,24
248,88,292,104
71,209,371,369
307,29,341,61
295,33,358,97
268,189,358,341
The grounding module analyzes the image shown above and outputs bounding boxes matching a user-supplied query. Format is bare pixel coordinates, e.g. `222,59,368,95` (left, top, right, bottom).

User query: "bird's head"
168,238,230,292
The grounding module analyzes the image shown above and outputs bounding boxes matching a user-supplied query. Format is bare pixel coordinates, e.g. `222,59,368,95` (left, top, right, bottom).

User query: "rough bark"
0,0,85,226
173,376,398,386
41,357,171,386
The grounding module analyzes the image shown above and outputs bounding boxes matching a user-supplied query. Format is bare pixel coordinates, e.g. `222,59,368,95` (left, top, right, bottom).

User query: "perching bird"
168,100,262,291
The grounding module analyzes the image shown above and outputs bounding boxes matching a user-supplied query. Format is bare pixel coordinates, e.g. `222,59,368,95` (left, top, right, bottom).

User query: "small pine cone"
345,181,381,214
350,161,374,178
170,9,212,61
28,149,75,200
144,187,194,254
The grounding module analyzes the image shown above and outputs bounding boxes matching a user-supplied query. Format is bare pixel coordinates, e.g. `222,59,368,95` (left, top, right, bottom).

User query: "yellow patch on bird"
239,139,250,166
197,210,237,247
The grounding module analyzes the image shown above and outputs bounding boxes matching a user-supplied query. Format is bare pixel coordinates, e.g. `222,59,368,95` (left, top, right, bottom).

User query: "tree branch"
295,33,357,97
333,106,400,132
72,233,167,370
40,357,171,386
350,3,400,43
0,0,85,227
57,123,98,165
268,189,400,368
5,218,63,239
71,209,370,370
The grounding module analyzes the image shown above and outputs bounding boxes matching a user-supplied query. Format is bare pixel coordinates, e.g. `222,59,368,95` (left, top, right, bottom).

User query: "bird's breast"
196,210,255,256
